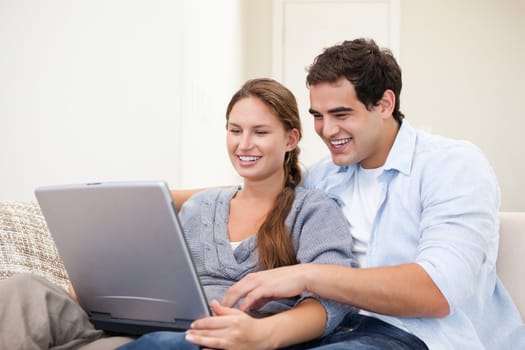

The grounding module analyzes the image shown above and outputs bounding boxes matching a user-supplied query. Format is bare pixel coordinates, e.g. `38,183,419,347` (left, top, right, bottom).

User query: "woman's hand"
185,300,276,350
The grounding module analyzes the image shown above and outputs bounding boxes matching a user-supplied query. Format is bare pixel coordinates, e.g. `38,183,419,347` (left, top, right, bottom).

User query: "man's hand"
185,300,275,350
221,264,309,311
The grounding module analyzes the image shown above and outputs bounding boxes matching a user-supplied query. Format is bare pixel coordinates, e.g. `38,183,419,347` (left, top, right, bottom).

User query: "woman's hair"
306,38,405,124
226,78,302,270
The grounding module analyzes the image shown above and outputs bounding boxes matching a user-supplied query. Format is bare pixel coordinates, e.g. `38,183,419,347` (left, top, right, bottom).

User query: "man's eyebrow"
327,106,353,114
308,107,353,115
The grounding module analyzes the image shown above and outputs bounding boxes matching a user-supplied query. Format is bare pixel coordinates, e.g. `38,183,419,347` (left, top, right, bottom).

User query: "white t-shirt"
340,165,384,267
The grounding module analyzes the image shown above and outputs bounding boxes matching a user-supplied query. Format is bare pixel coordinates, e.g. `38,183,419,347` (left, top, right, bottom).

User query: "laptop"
34,181,211,335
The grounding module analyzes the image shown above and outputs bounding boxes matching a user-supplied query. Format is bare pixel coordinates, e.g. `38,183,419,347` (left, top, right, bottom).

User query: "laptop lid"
34,181,211,335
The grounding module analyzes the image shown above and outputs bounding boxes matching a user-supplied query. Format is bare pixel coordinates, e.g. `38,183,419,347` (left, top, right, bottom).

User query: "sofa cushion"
0,201,69,288
497,212,525,320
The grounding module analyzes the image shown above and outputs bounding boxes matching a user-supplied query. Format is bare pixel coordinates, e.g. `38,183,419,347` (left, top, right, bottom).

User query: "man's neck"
361,118,400,169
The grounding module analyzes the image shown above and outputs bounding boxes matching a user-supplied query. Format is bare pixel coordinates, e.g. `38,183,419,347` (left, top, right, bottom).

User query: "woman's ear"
286,128,300,151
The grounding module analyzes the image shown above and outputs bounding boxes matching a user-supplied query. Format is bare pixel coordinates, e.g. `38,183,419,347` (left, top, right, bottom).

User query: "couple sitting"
1,38,523,350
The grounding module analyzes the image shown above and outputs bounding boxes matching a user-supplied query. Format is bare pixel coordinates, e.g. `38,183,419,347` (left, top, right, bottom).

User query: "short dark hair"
306,38,404,124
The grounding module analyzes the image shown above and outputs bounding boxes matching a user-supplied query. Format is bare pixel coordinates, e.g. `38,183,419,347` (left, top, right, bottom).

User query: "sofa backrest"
497,211,525,320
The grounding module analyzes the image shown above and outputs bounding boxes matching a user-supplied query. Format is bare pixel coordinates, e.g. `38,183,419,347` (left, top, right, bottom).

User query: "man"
220,38,525,349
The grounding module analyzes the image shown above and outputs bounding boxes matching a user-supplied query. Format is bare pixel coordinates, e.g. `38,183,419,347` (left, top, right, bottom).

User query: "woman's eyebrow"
227,122,271,128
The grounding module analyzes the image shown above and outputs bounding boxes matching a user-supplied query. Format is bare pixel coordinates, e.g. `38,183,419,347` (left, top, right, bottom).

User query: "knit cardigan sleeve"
288,187,357,335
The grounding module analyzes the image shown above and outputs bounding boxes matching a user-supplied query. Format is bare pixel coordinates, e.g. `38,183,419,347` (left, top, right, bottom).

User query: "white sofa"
497,212,525,319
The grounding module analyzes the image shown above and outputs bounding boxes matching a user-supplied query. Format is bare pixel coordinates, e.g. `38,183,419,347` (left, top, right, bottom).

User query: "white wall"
400,0,525,211
178,0,243,189
0,0,242,201
2,0,524,211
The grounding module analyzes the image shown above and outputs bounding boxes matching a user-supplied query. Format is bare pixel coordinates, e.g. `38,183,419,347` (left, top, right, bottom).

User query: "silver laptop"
34,181,211,335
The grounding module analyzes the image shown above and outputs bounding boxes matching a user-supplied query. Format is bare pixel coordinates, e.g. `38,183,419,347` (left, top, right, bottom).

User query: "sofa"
0,201,69,289
1,201,524,321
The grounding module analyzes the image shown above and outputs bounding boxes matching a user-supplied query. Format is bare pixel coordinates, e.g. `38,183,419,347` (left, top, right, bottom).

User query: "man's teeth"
331,138,351,146
239,156,261,162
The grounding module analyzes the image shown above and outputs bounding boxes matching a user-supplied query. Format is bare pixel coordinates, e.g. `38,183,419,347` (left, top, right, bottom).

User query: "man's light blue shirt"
304,121,525,349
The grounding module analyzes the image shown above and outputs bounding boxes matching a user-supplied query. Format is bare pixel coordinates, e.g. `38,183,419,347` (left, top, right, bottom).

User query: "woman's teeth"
239,156,261,162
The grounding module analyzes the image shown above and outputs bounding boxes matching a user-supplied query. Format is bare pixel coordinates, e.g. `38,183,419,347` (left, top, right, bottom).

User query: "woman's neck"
228,173,285,242
238,172,285,202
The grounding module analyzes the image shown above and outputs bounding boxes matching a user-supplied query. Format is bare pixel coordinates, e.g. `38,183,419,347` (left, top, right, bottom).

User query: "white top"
340,165,384,267
230,240,242,251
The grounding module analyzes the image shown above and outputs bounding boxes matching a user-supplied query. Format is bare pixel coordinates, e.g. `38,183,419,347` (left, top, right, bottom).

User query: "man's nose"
321,117,339,137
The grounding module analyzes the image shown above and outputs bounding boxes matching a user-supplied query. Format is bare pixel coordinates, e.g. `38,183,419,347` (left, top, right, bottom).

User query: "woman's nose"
238,134,253,150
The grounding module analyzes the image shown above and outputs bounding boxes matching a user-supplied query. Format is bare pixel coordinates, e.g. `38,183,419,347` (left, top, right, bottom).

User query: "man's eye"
312,114,323,120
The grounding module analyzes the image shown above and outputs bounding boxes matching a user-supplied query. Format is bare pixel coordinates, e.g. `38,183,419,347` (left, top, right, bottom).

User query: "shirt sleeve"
415,142,500,313
290,189,358,335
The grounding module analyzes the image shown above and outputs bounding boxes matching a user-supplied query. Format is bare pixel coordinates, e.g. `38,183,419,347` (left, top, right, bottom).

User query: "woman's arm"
186,298,326,350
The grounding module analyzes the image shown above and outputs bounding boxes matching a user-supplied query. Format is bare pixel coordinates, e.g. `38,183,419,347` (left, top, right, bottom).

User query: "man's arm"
171,186,234,211
223,263,449,318
303,263,449,317
170,188,203,211
67,283,78,302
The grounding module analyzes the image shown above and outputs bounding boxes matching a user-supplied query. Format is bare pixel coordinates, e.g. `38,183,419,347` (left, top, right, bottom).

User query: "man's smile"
330,137,352,150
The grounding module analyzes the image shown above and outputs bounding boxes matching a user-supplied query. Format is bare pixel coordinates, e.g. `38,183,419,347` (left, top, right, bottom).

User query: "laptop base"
90,312,193,336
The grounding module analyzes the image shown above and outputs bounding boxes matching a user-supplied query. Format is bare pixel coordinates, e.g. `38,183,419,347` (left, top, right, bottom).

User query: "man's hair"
306,38,404,124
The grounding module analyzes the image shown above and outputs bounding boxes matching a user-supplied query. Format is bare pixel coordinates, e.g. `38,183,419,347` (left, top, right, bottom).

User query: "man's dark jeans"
284,313,428,350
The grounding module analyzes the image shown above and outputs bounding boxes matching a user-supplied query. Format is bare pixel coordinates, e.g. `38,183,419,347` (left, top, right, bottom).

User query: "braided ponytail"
257,146,301,269
226,78,302,270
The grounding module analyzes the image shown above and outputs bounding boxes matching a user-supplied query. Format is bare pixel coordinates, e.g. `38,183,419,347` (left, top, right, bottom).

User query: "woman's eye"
255,130,268,135
229,129,241,134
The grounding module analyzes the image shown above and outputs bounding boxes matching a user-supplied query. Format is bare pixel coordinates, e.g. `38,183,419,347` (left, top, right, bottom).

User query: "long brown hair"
226,78,302,270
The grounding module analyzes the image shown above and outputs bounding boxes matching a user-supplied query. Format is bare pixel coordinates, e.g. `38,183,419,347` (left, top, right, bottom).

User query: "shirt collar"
313,120,416,201
383,120,417,176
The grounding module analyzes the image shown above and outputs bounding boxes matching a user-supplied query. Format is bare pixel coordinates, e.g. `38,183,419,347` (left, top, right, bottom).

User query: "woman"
118,78,356,350
0,79,355,350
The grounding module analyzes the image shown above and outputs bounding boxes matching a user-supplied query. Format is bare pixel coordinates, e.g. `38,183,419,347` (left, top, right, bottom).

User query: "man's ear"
286,128,300,151
379,89,395,117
